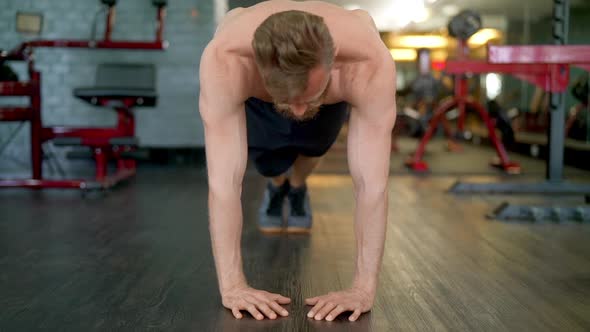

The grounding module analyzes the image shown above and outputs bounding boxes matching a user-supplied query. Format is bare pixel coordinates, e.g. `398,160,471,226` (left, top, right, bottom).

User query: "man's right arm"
199,44,290,320
199,44,249,296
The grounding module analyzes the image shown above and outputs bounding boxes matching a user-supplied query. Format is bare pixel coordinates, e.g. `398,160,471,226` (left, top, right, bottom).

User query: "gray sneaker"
286,184,312,233
258,180,290,233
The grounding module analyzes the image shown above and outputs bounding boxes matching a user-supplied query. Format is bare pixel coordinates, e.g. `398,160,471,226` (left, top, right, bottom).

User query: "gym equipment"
448,10,482,40
394,49,459,152
486,99,516,145
571,73,588,105
450,0,590,222
0,62,18,82
0,0,167,191
50,63,157,188
566,73,589,141
10,0,167,52
489,203,590,223
406,11,521,174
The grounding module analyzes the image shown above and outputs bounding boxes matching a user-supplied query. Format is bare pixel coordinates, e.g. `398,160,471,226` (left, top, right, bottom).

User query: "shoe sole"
258,226,284,234
285,227,311,234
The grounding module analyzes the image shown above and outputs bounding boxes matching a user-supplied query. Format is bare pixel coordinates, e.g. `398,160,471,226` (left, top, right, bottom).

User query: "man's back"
206,0,389,104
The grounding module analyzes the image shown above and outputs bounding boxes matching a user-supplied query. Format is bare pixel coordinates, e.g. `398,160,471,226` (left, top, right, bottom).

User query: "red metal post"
455,76,468,131
25,40,165,50
47,127,126,140
456,39,470,132
156,7,166,42
465,99,520,173
95,147,107,181
0,179,83,189
30,70,42,180
105,6,115,41
0,108,32,121
406,98,458,171
0,81,34,95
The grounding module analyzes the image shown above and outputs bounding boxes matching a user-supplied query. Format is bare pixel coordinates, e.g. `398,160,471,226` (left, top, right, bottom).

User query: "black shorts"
245,97,349,177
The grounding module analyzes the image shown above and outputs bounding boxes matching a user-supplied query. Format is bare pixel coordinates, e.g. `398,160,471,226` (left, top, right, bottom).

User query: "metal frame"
0,58,140,190
0,1,167,191
405,39,522,174
450,0,590,222
8,2,167,53
489,203,589,223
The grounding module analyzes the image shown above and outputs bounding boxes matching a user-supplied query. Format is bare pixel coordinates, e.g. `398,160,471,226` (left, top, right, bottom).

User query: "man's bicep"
199,46,248,194
201,98,248,196
346,106,394,194
347,66,397,194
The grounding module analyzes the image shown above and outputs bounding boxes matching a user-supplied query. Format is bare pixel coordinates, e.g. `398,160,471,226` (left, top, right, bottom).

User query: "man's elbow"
353,177,389,201
208,178,242,202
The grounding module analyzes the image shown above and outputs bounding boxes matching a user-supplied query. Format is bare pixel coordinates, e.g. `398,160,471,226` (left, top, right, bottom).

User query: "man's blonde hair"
252,10,335,101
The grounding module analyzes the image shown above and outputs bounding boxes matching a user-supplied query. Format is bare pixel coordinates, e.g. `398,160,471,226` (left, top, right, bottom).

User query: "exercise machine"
449,0,590,222
405,10,521,174
0,0,167,191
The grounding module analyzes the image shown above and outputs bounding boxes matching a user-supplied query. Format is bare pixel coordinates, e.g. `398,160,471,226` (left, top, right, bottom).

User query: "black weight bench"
51,63,157,189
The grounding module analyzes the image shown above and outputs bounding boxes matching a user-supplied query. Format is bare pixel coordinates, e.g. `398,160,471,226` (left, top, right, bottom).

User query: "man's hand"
305,287,374,321
222,285,291,320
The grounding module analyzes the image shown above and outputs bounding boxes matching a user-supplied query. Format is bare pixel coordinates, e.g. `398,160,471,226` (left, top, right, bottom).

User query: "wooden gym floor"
0,139,589,331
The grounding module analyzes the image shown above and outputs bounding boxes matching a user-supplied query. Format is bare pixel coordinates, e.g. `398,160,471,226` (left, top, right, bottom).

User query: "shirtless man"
199,0,396,322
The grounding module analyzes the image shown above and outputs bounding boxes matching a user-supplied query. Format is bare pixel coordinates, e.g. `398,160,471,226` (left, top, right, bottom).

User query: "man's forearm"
351,189,388,295
209,190,247,295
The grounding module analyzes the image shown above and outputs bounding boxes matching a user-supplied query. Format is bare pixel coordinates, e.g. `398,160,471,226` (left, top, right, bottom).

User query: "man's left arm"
305,58,397,321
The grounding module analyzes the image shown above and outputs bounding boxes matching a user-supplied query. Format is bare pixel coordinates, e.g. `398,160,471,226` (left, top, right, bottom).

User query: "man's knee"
251,148,298,177
255,163,290,178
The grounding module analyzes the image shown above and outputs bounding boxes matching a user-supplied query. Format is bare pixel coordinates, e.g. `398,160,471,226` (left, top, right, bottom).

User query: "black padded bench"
50,63,157,186
74,63,157,108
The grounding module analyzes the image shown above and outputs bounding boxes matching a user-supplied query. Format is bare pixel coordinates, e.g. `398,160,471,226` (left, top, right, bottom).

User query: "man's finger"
326,304,346,321
252,293,288,317
307,300,326,318
314,302,336,320
244,302,264,320
305,297,319,305
246,295,277,319
231,307,243,319
257,302,277,319
349,309,362,321
267,300,289,317
275,295,291,304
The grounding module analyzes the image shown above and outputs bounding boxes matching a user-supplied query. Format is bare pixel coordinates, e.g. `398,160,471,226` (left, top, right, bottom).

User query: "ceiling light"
430,49,447,62
442,4,460,16
468,28,502,46
392,35,449,48
413,7,430,23
344,4,361,10
373,0,430,30
389,48,417,61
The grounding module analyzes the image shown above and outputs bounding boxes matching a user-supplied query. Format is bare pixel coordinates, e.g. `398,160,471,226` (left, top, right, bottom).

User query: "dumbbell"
448,10,482,40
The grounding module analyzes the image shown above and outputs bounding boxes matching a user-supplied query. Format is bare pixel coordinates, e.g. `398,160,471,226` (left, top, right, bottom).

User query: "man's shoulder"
349,9,371,21
219,7,247,27
337,54,395,107
199,42,254,103
200,43,247,81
